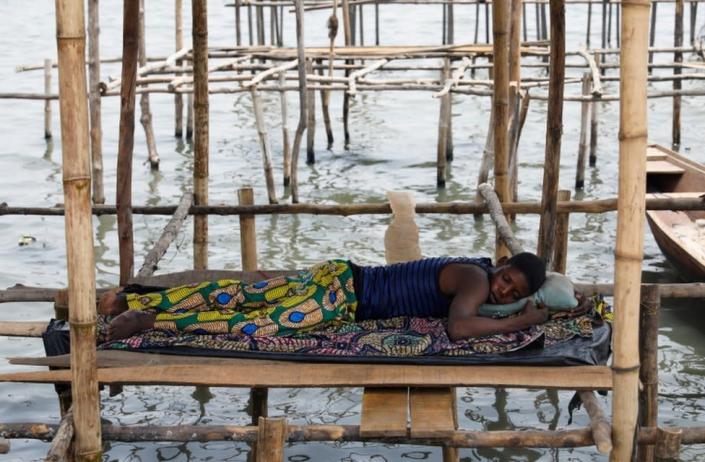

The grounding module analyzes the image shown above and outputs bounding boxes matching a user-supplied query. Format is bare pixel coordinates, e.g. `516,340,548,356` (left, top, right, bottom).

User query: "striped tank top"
351,257,493,321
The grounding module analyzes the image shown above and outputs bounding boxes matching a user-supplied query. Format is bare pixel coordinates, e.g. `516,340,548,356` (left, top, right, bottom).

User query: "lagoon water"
1,1,705,460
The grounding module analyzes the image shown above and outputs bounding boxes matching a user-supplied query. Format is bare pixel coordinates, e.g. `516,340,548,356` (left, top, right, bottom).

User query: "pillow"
477,271,579,318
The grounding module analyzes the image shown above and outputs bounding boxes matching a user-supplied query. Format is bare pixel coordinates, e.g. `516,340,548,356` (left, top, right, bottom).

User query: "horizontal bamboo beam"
3,422,705,448
1,196,704,217
0,364,613,389
0,321,49,337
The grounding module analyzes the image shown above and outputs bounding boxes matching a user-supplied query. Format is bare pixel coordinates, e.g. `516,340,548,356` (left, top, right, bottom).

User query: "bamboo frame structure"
54,0,101,459
87,0,104,204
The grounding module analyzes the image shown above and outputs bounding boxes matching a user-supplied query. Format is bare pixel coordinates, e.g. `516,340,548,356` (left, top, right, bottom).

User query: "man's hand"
521,299,549,326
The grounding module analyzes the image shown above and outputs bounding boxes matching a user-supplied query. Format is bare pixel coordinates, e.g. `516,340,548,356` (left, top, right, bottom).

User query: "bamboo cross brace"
435,56,472,97
136,193,194,278
244,59,298,88
576,47,604,96
104,47,191,92
169,56,251,90
347,58,388,96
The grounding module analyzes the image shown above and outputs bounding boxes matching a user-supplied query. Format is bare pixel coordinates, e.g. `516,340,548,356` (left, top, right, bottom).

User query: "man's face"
488,265,531,304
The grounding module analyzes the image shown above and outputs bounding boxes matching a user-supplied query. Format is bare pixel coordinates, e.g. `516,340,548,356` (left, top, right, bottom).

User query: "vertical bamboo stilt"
342,0,352,149
509,0,522,198
116,0,139,287
607,2,613,46
175,0,184,138
485,3,491,43
88,1,104,205
442,4,447,44
589,56,600,167
375,1,380,45
522,3,527,42
257,4,265,46
54,0,101,459
576,73,591,190
437,58,450,188
186,92,194,140
540,2,548,39
690,1,697,45
256,417,287,462
359,4,365,46
280,72,292,187
193,0,209,270
648,2,657,70
250,88,278,204
445,2,454,162
475,103,495,220
536,0,565,266
138,0,160,170
270,6,276,46
238,187,257,273
291,0,308,204
673,0,683,150
306,60,316,165
493,0,510,260
247,5,254,46
551,190,571,273
638,284,660,462
535,3,541,41
318,59,334,149
601,0,608,49
474,2,480,43
611,0,650,457
350,4,357,45
616,2,621,46
279,4,285,46
44,59,53,140
235,0,242,46
587,0,593,47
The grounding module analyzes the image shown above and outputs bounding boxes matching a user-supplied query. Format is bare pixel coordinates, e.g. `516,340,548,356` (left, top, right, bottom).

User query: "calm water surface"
1,1,705,460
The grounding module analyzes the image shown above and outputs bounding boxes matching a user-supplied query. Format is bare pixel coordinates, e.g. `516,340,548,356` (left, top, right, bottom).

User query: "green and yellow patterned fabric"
125,260,358,337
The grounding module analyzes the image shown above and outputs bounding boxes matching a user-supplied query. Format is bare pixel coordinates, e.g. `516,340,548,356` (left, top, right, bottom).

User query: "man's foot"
99,289,128,316
107,310,156,341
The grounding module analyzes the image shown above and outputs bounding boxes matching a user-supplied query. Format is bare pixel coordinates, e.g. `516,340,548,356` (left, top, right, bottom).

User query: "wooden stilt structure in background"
175,0,184,138
54,0,101,459
87,0,104,204
611,0,650,457
138,0,160,169
193,0,209,270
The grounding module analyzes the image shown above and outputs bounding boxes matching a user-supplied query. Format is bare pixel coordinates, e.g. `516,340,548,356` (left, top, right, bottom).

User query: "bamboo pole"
492,0,511,260
279,72,292,187
648,2,657,70
655,428,683,461
138,0,160,170
552,190,571,273
250,87,279,203
291,0,308,203
44,59,53,140
638,284,660,462
437,58,450,187
478,183,524,255
54,0,101,459
193,0,209,270
175,0,184,138
235,0,242,46
116,0,139,287
319,59,334,149
536,0,566,266
673,0,683,149
587,0,593,46
186,92,194,140
577,391,613,454
475,103,495,219
510,0,523,89
589,56,600,166
611,0,650,457
576,73,591,189
87,2,104,204
342,0,353,148
255,417,287,461
306,59,317,164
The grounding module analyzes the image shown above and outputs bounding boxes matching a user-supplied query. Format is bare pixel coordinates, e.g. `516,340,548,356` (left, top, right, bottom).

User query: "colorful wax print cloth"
100,296,610,362
123,260,357,337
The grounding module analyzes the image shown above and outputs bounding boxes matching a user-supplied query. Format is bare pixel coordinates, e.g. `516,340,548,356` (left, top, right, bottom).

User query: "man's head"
488,252,546,304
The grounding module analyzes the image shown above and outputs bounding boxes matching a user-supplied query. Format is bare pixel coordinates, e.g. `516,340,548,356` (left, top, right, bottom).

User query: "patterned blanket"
99,296,611,362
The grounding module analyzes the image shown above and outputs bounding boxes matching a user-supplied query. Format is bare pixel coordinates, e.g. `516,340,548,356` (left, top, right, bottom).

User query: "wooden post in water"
375,1,380,45
175,0,184,138
437,58,450,188
87,1,104,204
492,0,511,260
306,59,316,164
536,0,565,266
689,1,697,45
638,284,660,462
319,58,334,149
342,0,352,148
280,72,292,187
611,0,650,457
238,187,269,428
648,2,657,71
256,417,286,461
116,0,139,287
601,0,608,49
44,59,53,140
587,0,593,47
250,88,278,204
552,190,571,273
186,92,194,140
193,0,209,270
138,0,160,169
235,0,242,46
589,56,600,167
291,0,308,203
655,428,683,461
672,0,683,150
54,0,101,459
576,73,591,190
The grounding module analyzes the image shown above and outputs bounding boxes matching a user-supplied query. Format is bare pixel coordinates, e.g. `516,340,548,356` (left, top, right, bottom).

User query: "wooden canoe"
646,144,705,280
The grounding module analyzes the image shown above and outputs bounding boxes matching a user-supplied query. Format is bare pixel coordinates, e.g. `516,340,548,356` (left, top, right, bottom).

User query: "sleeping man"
100,252,556,342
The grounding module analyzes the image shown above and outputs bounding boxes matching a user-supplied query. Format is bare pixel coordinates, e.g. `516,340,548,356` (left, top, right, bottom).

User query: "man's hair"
506,252,546,295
